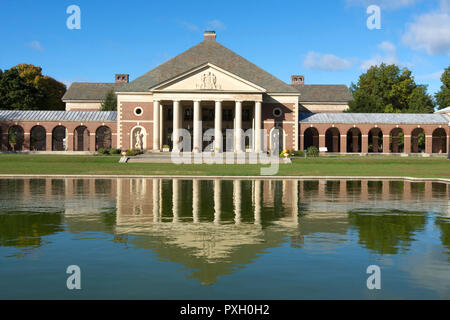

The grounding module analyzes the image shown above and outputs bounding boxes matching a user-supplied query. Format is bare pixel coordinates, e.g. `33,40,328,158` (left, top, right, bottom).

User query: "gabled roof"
62,83,124,101
299,112,449,124
0,110,117,122
292,85,353,103
118,40,299,94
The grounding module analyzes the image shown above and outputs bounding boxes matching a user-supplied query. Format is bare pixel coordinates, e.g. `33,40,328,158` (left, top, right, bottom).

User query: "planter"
162,148,170,152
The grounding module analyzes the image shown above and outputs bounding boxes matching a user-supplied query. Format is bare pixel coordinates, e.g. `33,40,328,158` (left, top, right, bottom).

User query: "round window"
134,107,143,116
273,108,283,118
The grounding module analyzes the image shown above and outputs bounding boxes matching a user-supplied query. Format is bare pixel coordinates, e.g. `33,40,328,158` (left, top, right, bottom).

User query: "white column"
255,101,262,153
233,180,241,224
214,179,221,225
159,103,163,149
193,100,201,153
153,179,160,223
215,100,223,152
235,100,243,152
292,180,299,225
153,100,160,151
172,179,179,223
172,100,180,152
254,180,262,225
193,179,200,223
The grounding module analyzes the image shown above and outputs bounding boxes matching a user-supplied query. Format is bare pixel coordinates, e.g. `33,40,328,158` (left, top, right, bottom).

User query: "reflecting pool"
0,178,449,299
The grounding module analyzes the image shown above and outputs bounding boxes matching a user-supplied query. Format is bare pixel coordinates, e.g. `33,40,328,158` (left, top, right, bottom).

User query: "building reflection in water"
0,178,449,284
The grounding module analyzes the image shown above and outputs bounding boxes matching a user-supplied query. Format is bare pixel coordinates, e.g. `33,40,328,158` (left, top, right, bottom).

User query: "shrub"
306,146,319,157
294,150,305,157
110,148,121,155
125,150,134,157
97,148,110,155
125,149,143,157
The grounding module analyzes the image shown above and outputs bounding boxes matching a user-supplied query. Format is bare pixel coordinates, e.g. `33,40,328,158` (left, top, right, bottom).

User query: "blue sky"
0,0,449,95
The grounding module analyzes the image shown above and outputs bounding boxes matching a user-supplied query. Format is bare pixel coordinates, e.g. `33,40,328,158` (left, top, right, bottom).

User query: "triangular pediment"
150,63,266,93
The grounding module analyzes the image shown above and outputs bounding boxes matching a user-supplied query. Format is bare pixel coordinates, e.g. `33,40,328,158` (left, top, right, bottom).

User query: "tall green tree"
348,64,435,113
435,66,450,110
0,64,66,110
0,68,43,110
101,89,117,111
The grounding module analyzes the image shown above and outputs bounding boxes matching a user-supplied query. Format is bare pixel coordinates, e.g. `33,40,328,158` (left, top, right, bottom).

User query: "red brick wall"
0,121,117,151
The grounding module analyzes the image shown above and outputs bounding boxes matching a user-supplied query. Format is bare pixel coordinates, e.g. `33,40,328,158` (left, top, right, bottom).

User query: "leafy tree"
0,68,43,110
435,66,450,110
407,85,435,113
101,89,117,111
348,64,435,113
0,64,66,110
35,76,67,110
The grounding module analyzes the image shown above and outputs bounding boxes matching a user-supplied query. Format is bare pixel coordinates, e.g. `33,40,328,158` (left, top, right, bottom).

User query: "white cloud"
303,51,352,71
180,21,199,31
441,0,450,11
207,19,226,30
29,40,44,52
360,41,400,70
346,0,421,10
402,12,450,55
416,70,444,80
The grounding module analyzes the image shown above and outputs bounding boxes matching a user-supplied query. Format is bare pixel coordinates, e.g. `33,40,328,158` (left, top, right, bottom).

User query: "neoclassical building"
0,31,449,154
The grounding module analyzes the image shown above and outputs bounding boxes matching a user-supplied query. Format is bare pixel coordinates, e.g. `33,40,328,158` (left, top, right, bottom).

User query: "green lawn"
0,154,449,178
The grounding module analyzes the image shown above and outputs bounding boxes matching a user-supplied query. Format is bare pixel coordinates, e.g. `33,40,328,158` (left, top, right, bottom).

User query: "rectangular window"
222,109,233,122
167,108,173,121
243,109,251,122
184,108,193,121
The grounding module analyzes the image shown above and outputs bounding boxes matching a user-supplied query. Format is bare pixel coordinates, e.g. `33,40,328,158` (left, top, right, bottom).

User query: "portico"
151,94,263,153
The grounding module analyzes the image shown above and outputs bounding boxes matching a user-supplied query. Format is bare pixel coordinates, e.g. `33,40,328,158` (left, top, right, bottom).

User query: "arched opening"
347,128,361,153
325,127,340,152
95,126,112,150
368,128,383,153
74,126,90,151
432,128,447,154
8,125,24,151
52,126,66,151
30,125,46,151
303,127,319,150
411,128,425,153
390,128,404,153
270,126,284,154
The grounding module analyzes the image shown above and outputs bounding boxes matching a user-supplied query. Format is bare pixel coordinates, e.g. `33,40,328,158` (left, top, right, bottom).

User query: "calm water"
0,178,449,299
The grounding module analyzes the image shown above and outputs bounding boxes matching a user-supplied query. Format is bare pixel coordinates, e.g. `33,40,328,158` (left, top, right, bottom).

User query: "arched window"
411,128,425,153
368,128,383,153
52,126,66,151
303,127,319,150
390,128,404,153
96,126,112,150
432,128,447,154
74,126,90,151
325,128,340,152
30,125,46,151
8,125,24,151
347,128,362,153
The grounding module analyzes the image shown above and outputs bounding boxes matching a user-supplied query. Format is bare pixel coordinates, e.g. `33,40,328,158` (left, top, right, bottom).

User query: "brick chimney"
115,74,129,84
291,75,304,85
204,30,216,41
